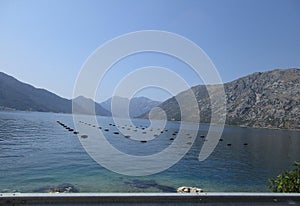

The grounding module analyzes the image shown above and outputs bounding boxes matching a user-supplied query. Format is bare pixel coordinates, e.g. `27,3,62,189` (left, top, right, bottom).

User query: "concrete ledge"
1,193,300,205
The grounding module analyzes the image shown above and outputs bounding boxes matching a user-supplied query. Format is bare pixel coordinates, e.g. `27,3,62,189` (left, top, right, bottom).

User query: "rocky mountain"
100,96,161,118
141,68,300,130
0,72,111,116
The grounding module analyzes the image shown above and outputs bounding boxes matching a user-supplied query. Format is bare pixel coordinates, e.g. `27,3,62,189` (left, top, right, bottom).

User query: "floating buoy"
227,143,232,146
124,135,130,138
219,139,223,141
81,135,88,138
140,140,147,143
104,129,109,131
68,129,74,132
170,138,174,141
73,131,79,134
243,143,248,146
113,132,119,135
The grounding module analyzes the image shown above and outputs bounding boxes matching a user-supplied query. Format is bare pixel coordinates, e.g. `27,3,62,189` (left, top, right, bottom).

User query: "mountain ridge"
0,71,111,116
140,68,300,130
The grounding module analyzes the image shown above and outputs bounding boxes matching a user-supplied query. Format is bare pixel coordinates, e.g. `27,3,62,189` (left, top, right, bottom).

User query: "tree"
269,161,300,193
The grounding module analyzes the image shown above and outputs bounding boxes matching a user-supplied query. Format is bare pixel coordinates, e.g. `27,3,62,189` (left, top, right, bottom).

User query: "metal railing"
1,193,300,205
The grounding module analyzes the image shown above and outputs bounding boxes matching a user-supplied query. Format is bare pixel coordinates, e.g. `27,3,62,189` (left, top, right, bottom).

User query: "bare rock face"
141,68,300,130
224,68,300,130
177,186,204,193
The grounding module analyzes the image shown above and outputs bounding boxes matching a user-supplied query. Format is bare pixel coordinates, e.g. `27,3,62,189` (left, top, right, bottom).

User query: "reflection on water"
0,111,299,193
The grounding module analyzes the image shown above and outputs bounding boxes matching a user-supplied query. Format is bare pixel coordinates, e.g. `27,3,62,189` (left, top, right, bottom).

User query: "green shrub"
269,161,300,193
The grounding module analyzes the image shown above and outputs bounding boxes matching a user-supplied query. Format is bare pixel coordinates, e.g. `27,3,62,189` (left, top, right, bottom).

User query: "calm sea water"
0,111,299,193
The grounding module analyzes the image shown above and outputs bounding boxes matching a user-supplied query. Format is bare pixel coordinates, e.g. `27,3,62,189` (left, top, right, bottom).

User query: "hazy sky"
0,0,299,102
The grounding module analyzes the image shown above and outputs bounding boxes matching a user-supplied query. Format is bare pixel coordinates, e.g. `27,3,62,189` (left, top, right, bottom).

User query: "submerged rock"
124,179,176,192
33,183,79,193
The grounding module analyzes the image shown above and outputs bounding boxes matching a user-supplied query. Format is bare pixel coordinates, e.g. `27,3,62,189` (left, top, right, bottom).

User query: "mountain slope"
100,96,161,118
0,72,71,113
141,68,300,130
0,72,111,116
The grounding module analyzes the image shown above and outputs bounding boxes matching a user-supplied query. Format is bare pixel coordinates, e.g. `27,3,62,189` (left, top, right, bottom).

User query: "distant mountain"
0,72,111,116
100,96,161,118
140,68,300,130
73,96,111,116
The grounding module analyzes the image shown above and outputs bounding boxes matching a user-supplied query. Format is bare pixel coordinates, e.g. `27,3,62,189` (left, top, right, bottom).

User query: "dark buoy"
200,135,205,138
243,143,248,146
73,131,79,134
219,138,224,141
170,138,174,141
172,133,176,136
113,132,119,135
227,143,232,146
124,135,130,138
99,127,102,129
104,129,109,131
68,129,74,132
140,140,147,143
81,135,88,138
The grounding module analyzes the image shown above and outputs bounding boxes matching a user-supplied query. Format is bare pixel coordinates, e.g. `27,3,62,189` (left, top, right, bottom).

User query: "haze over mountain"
140,68,300,130
0,72,110,116
100,96,161,118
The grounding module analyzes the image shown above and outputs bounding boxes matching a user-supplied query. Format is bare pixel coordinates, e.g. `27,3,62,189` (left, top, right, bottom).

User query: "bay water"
0,111,299,193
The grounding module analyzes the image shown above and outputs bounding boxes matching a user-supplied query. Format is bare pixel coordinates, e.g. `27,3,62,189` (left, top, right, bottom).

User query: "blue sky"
0,0,299,102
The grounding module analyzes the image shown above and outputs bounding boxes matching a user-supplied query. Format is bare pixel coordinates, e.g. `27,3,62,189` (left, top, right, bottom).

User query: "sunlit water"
0,111,299,193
